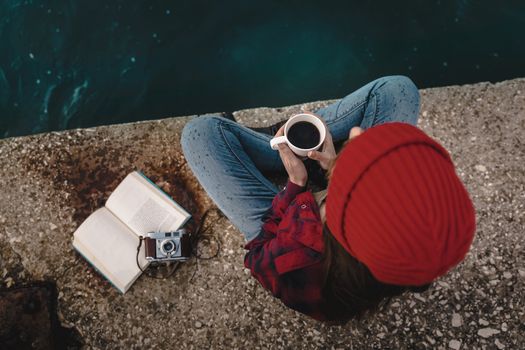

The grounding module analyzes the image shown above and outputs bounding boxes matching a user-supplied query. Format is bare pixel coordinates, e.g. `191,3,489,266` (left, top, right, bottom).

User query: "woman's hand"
275,125,308,187
306,118,336,170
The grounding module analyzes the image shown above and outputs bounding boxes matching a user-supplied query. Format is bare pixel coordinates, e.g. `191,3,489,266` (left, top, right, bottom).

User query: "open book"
72,171,191,293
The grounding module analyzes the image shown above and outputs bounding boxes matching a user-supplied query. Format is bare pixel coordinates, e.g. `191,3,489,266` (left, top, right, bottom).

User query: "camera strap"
135,207,223,280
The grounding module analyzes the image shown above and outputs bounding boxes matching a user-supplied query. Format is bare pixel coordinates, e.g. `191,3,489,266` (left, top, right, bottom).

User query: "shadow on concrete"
0,282,83,349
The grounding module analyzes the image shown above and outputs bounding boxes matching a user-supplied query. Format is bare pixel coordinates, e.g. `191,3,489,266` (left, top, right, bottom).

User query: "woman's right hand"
306,120,337,170
275,125,308,187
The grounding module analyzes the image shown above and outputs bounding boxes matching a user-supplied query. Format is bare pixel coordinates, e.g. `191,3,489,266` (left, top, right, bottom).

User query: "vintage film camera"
144,229,191,262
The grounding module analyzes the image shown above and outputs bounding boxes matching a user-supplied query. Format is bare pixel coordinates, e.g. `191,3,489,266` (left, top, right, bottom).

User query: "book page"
106,172,191,237
72,207,149,293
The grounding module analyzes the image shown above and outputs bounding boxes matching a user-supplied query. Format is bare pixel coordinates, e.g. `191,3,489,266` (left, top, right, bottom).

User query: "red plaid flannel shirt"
244,180,327,321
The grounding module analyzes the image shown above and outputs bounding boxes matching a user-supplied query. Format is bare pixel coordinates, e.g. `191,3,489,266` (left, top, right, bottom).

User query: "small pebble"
495,339,505,349
475,164,487,172
479,318,489,326
478,328,500,338
195,321,202,328
5,277,14,288
452,313,463,327
449,339,461,350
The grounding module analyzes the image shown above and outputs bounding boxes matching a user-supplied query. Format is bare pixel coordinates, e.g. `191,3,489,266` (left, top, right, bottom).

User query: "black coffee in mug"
287,121,321,149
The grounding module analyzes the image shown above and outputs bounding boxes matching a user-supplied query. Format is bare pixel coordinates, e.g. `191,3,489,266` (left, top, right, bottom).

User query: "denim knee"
376,75,420,102
376,75,420,125
181,115,222,157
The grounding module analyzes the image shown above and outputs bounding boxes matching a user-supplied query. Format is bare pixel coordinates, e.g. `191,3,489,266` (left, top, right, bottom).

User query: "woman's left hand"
306,118,337,170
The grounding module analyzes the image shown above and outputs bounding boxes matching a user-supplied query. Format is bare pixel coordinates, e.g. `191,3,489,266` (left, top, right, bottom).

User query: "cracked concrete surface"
0,78,524,349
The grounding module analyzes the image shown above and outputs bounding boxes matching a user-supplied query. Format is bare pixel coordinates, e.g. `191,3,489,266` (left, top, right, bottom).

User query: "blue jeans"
181,76,420,242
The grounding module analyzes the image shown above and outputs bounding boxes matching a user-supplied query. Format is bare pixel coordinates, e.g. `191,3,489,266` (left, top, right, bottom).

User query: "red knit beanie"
326,122,476,286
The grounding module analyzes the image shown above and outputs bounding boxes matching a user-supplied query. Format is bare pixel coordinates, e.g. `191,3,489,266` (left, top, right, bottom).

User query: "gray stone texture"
1,78,524,349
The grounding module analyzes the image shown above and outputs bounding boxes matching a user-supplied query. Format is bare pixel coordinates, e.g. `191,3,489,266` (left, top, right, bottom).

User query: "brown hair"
320,134,430,323
320,223,430,324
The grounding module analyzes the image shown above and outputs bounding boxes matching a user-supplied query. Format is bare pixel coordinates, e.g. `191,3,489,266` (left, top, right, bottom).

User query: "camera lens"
161,240,176,254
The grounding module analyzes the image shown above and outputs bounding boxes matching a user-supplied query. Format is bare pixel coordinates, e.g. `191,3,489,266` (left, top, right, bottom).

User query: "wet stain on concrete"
18,132,206,228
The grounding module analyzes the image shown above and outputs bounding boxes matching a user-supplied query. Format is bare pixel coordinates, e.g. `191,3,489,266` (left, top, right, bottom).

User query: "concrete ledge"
1,79,524,348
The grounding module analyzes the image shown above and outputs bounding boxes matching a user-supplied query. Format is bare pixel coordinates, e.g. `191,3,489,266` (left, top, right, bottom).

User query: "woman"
180,76,476,323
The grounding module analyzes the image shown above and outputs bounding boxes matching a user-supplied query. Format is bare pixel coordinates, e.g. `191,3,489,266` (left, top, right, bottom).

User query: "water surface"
1,1,524,138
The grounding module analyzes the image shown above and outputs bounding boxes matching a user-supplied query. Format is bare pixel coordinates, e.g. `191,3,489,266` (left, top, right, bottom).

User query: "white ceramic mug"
270,113,327,157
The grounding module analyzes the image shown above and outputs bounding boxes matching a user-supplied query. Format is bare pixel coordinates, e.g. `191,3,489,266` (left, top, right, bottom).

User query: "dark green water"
1,1,524,138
